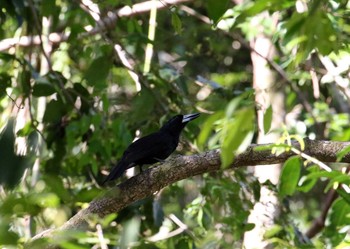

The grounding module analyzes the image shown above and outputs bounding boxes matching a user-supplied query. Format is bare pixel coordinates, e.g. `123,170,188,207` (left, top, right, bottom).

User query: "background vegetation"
0,0,349,248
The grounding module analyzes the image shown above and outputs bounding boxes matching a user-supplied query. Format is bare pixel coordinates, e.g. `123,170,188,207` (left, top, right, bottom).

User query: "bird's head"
181,113,201,124
160,113,200,134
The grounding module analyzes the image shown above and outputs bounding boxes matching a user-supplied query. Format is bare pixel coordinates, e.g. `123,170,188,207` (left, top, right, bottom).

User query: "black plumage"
102,113,200,184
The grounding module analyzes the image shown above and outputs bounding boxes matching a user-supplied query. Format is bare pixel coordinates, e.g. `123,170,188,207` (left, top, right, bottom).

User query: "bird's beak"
182,113,200,123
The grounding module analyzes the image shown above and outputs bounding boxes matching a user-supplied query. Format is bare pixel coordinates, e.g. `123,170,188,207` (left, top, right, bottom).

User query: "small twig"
147,214,194,242
96,224,108,249
290,146,350,194
290,147,332,172
6,93,24,109
114,44,142,91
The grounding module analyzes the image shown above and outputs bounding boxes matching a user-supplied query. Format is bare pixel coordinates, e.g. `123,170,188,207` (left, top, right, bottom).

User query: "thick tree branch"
31,139,350,244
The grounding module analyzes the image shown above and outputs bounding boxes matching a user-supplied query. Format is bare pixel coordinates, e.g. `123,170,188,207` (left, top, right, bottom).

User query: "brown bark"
245,12,284,246
30,139,350,245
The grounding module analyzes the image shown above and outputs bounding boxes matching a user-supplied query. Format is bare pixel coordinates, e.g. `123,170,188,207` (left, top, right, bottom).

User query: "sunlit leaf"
336,188,350,205
304,171,342,181
29,193,60,208
336,145,350,161
197,111,224,150
325,173,350,192
264,224,283,238
263,105,273,134
297,165,319,193
253,144,277,151
279,156,301,197
221,108,255,168
171,12,182,34
0,223,19,245
324,198,350,245
329,199,350,226
207,0,229,25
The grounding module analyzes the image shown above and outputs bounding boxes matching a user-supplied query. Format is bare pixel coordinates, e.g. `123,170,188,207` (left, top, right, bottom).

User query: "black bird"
102,113,200,184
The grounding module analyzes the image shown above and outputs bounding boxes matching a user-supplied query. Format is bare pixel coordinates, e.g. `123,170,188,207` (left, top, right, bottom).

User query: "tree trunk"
243,11,284,249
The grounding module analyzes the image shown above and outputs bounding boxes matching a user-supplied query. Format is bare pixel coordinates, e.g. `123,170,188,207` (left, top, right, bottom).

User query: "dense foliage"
0,0,349,248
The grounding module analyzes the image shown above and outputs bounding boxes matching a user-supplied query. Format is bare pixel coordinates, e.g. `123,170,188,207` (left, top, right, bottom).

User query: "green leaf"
0,119,28,189
237,0,270,22
131,89,155,120
41,0,60,17
43,175,73,203
0,73,11,87
16,122,34,137
221,108,254,168
283,10,340,65
0,223,19,245
297,165,319,193
263,105,273,134
304,170,342,181
207,0,229,25
244,223,255,231
197,111,224,150
279,156,301,197
32,78,56,97
29,193,60,208
75,188,101,203
0,193,41,216
328,198,350,230
253,144,277,151
325,173,350,192
236,0,294,25
264,224,283,238
0,52,17,61
84,55,112,90
336,188,350,205
336,145,350,161
73,83,90,97
171,12,182,34
283,12,307,42
197,208,204,228
43,98,66,123
20,69,31,97
225,96,242,118
0,73,11,98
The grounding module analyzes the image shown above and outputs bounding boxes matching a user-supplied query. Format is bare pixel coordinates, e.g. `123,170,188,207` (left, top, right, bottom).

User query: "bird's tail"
102,160,128,185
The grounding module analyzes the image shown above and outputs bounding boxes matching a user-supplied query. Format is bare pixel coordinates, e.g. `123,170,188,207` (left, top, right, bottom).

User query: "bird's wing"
102,132,174,184
101,159,130,184
122,132,174,164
